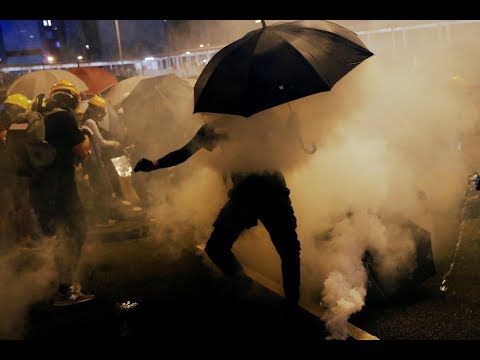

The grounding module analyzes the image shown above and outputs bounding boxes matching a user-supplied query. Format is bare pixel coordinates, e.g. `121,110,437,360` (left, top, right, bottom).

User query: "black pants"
205,172,301,306
31,170,86,286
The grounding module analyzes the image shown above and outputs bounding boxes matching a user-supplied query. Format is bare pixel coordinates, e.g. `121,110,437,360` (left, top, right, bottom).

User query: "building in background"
63,20,103,62
0,20,169,66
0,20,44,65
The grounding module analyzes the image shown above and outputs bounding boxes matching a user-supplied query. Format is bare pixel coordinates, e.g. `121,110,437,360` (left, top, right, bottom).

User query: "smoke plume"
136,21,480,339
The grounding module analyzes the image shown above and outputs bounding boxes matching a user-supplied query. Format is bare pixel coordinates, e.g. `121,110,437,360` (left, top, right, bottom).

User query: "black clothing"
0,109,13,132
157,124,301,305
31,108,87,285
205,170,301,306
43,109,85,176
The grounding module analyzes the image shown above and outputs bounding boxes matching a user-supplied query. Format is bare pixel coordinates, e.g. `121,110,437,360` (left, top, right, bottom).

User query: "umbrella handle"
287,105,317,155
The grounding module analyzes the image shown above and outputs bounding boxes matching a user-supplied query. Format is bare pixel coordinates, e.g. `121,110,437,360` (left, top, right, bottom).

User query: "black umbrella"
193,20,374,118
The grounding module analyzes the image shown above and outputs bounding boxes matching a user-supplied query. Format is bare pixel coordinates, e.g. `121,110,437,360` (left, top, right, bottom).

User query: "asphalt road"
349,191,480,339
24,214,330,343
18,189,480,342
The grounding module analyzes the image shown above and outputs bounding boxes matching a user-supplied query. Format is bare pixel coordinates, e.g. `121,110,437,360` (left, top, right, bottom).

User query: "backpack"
5,98,57,177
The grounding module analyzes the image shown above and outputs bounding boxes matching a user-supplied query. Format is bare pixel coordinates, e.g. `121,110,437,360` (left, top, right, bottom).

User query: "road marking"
195,244,379,340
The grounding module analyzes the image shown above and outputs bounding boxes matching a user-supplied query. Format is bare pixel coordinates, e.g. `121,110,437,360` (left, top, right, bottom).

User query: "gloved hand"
134,158,157,172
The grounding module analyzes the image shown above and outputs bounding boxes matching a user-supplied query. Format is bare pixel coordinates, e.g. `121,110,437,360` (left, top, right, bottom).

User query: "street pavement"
24,204,330,343
20,187,480,342
349,190,480,339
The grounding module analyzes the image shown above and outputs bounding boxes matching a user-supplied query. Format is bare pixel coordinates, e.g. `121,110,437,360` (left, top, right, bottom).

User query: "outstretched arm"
134,125,218,172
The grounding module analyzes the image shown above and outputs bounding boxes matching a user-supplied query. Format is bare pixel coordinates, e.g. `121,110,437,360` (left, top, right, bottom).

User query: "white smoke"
0,239,57,339
311,211,416,339
137,22,480,340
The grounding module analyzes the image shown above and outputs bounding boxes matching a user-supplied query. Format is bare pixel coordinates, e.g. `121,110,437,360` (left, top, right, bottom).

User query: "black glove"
134,158,157,172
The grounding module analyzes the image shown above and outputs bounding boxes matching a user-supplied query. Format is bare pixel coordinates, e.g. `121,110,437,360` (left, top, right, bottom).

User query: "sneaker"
53,283,95,307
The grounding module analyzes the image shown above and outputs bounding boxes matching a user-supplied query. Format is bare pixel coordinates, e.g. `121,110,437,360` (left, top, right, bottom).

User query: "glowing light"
144,56,154,61
77,55,83,60
255,20,261,23
47,56,54,63
85,44,90,49
200,44,204,48
185,51,191,55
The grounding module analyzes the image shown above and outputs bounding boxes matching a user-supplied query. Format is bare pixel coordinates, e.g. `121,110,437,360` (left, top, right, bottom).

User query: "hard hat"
4,93,30,111
49,80,81,111
88,95,107,108
49,79,80,100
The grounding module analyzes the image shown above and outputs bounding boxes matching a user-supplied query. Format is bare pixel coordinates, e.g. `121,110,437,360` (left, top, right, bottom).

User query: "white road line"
195,244,379,340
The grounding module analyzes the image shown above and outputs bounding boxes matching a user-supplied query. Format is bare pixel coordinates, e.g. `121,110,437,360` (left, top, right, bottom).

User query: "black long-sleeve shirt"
155,124,223,168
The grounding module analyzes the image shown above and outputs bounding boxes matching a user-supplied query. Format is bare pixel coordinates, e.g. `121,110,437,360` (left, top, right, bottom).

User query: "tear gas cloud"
3,20,477,340
142,21,480,340
0,239,57,339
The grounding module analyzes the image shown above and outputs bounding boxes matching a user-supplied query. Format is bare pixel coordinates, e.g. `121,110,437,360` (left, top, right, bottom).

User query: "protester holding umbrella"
134,121,303,309
135,20,373,310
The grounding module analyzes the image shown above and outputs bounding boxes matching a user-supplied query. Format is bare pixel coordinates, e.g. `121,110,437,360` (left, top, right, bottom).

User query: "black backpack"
5,96,57,177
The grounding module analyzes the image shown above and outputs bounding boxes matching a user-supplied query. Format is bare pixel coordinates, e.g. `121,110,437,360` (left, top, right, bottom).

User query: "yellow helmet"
4,93,30,111
49,79,80,99
88,95,106,108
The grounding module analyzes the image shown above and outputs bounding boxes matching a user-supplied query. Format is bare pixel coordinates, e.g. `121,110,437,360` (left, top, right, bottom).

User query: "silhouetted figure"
1,93,44,248
30,80,94,306
134,123,301,309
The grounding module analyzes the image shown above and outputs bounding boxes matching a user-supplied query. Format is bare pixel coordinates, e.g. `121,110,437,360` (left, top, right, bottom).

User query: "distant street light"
77,55,83,67
47,56,54,63
114,20,124,72
85,44,90,61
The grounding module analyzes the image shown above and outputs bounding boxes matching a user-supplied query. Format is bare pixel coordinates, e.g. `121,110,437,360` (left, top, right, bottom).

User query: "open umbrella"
193,20,374,117
121,73,195,154
102,75,148,108
68,66,118,95
7,69,89,99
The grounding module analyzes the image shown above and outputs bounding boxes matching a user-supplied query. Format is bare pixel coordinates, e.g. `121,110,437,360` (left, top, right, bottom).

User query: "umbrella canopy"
122,73,196,154
102,75,148,108
194,20,374,117
69,66,118,95
7,69,89,99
